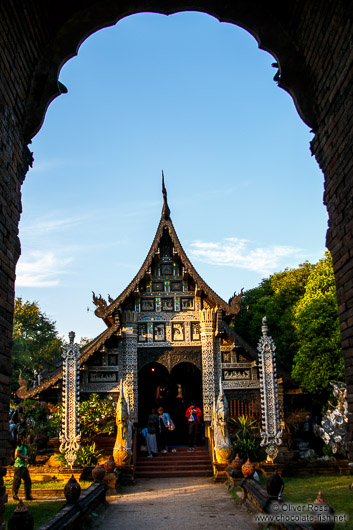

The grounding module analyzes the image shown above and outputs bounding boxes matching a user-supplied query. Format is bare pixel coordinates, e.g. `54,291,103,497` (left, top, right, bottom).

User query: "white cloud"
189,237,304,275
16,251,72,287
20,215,87,235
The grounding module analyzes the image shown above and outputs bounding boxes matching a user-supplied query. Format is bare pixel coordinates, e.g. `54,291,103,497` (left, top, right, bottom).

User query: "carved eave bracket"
92,291,108,318
228,288,244,316
108,294,114,304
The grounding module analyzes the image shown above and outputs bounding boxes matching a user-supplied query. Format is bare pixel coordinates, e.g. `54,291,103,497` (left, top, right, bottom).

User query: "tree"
291,252,344,398
11,298,64,392
233,262,313,371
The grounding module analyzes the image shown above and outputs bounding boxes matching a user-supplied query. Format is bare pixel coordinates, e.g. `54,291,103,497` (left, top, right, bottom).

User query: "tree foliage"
291,253,344,397
11,298,64,392
79,393,116,444
232,253,343,397
233,262,313,371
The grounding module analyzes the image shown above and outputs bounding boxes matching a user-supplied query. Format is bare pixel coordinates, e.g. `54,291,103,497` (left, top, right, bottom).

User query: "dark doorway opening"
170,362,203,444
138,362,169,427
138,361,203,445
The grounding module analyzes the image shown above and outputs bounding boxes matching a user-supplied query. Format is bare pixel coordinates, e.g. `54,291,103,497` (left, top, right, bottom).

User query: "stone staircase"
134,447,213,478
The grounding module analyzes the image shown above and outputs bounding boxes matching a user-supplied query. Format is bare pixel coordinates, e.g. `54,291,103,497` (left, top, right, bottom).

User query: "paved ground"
88,477,257,529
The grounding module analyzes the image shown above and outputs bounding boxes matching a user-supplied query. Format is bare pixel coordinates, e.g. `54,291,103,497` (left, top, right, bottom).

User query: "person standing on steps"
157,406,172,453
12,435,33,501
185,401,202,447
146,408,159,457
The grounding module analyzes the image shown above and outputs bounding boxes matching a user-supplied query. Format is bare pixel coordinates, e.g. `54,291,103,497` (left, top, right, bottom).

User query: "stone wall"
1,2,353,476
0,1,44,469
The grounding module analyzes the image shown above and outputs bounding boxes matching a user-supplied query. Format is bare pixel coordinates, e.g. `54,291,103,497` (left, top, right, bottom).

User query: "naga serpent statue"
113,381,133,467
212,379,233,464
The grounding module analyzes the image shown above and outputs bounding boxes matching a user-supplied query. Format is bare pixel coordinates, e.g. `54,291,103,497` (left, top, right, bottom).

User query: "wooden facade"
21,179,280,431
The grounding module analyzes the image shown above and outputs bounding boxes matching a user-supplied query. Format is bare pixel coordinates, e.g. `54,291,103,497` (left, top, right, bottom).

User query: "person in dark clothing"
12,436,33,501
146,408,159,457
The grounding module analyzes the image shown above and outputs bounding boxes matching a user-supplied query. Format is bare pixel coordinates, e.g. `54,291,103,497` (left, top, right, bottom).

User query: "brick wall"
1,1,353,475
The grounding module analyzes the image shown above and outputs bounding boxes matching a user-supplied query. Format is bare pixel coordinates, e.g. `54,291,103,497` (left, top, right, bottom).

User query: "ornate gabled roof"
17,322,120,400
95,175,237,322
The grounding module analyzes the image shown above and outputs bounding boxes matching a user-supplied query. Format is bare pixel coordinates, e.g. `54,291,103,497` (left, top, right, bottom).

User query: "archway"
138,361,202,444
23,4,317,139
2,3,353,475
138,362,170,427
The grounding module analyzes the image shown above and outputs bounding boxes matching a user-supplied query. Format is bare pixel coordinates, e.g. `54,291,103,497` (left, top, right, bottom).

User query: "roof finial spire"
162,170,170,220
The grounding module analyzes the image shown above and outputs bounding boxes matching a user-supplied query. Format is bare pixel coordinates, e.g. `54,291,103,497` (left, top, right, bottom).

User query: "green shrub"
229,415,265,461
55,443,101,467
76,443,101,467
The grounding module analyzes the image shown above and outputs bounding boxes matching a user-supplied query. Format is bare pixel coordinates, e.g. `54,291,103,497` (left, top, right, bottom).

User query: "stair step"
135,469,212,478
136,461,210,467
136,458,211,466
137,454,210,462
134,445,213,478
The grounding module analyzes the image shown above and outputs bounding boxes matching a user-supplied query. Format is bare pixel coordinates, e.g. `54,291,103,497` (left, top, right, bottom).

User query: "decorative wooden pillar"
59,331,81,468
122,312,138,423
200,308,216,421
257,317,282,461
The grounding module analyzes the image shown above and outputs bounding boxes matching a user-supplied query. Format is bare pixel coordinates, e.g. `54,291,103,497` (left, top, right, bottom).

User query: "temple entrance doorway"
138,361,202,445
170,362,203,445
138,362,170,428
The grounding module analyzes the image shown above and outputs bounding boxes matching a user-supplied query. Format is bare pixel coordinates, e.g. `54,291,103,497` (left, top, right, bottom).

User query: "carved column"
200,308,216,421
214,309,222,393
59,332,81,467
257,317,282,461
122,313,138,423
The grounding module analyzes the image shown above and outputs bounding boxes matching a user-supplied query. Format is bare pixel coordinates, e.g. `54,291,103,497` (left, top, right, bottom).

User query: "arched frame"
1,3,353,479
23,2,318,141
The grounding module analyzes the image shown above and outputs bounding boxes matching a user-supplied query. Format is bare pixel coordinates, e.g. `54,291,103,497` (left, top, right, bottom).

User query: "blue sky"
16,12,328,342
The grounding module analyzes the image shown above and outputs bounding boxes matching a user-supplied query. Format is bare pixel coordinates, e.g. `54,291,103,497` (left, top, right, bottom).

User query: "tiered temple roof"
17,174,248,400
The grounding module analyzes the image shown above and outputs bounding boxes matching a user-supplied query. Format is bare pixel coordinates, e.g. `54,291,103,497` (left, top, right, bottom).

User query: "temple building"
20,177,284,439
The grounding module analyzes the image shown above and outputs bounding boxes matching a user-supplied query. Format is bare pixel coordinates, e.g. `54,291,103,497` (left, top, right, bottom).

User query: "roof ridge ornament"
161,170,170,220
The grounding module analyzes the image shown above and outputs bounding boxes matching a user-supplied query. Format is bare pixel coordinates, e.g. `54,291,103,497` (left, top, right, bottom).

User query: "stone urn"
231,454,243,469
64,475,81,504
266,471,284,498
8,500,34,530
92,464,106,482
241,458,255,478
311,491,335,530
104,455,116,474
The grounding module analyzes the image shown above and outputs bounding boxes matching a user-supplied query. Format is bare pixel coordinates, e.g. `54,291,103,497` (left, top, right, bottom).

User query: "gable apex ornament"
92,291,108,317
228,288,244,315
161,170,170,220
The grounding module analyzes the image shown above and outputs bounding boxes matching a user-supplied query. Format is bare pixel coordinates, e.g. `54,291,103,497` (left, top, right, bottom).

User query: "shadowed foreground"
88,477,256,529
